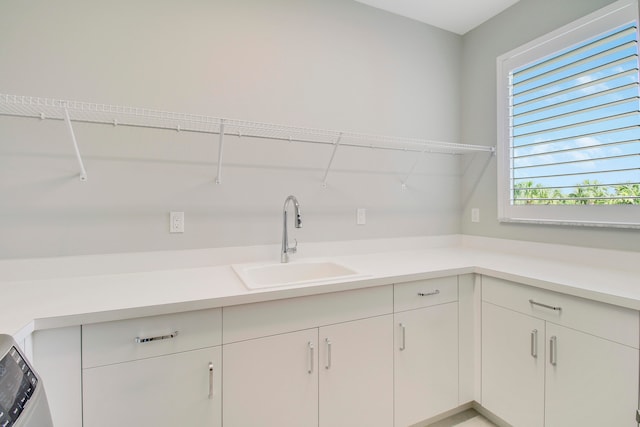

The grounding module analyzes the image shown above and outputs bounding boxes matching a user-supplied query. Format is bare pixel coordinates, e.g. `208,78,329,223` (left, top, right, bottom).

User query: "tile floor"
428,409,498,427
454,416,497,427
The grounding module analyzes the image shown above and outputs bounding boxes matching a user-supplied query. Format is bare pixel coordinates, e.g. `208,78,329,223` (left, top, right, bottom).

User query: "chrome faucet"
281,195,302,263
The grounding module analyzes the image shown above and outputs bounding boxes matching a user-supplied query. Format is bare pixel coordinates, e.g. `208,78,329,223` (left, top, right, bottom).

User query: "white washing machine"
0,335,53,427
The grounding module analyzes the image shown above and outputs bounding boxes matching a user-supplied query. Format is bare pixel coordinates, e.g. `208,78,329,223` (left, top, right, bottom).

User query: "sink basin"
232,260,366,290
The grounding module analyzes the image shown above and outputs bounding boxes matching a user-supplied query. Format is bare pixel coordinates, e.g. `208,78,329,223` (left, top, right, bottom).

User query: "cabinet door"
545,323,639,427
319,315,393,427
394,302,459,427
222,329,319,427
83,346,221,427
481,302,545,427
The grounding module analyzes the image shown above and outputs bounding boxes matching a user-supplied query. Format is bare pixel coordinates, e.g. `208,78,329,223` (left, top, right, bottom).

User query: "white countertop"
1,235,639,341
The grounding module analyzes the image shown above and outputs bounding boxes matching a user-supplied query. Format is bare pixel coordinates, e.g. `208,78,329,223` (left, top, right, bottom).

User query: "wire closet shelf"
0,94,495,184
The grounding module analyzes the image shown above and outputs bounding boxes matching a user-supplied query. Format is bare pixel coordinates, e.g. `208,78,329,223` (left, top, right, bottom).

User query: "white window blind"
497,0,640,228
511,23,640,205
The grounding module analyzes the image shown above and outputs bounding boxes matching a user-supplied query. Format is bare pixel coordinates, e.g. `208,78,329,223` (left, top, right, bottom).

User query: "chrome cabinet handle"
530,329,538,358
308,342,314,374
135,331,178,344
418,290,440,297
550,336,557,366
325,338,332,370
399,323,406,351
208,362,214,399
529,299,562,312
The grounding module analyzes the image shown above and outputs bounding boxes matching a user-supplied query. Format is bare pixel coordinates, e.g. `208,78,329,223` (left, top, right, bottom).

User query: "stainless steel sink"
232,260,365,290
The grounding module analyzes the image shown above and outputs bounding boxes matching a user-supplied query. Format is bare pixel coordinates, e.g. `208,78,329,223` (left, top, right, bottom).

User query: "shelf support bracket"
401,147,427,190
62,106,87,182
322,133,342,188
216,120,225,184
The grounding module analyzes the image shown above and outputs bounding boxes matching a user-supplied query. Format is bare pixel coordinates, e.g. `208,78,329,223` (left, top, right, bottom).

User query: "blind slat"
513,68,639,111
513,54,638,101
512,96,639,129
513,41,637,93
512,182,640,191
513,166,639,181
513,196,640,202
514,26,637,80
513,138,640,159
512,125,639,149
512,110,639,139
513,152,640,170
513,82,639,122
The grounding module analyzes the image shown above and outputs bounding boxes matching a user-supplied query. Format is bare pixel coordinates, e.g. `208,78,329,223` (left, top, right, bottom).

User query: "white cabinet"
222,286,394,427
545,322,638,427
481,302,545,427
223,316,393,427
222,329,319,427
81,309,222,427
482,276,639,427
393,276,460,427
30,271,639,427
319,315,394,427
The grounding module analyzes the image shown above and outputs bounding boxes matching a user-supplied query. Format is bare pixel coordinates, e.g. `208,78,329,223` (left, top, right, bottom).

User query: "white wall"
0,0,463,258
461,0,640,252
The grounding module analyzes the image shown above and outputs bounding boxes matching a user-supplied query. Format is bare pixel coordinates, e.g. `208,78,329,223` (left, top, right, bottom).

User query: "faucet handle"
288,239,298,254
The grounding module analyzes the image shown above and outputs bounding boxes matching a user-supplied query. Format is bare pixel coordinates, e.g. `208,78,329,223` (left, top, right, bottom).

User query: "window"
497,0,640,228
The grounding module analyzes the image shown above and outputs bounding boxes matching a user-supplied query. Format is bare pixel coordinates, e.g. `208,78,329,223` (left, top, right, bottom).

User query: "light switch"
170,211,185,233
471,208,480,223
357,208,366,225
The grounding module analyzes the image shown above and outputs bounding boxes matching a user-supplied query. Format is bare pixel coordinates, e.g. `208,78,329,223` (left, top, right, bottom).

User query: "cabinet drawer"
223,285,392,344
394,276,458,312
82,308,222,368
482,276,639,348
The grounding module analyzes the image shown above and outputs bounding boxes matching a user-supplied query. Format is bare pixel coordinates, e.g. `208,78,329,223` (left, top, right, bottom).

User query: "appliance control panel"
0,346,38,427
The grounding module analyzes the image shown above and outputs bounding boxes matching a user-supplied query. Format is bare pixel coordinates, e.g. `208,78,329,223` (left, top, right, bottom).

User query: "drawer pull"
208,362,214,399
325,338,332,370
550,336,558,366
529,299,562,312
135,331,179,344
399,323,406,351
418,290,440,297
530,329,538,358
308,342,314,374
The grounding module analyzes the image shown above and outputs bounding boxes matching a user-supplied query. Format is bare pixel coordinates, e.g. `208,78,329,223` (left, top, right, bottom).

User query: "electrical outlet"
356,208,366,225
170,211,185,233
471,208,480,223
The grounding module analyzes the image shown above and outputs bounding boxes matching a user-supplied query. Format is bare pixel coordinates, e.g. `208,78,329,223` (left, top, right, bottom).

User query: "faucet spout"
282,195,302,263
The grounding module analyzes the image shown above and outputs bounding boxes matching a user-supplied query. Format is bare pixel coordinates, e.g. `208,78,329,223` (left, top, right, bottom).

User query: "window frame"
496,0,640,229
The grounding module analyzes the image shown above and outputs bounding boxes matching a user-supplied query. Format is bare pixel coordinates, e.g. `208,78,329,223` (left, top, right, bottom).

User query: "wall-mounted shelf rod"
0,94,496,180
216,120,225,184
322,133,342,188
401,147,427,190
62,105,87,182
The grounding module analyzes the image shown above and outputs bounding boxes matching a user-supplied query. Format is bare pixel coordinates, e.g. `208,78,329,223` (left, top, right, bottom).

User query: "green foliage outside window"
513,180,640,205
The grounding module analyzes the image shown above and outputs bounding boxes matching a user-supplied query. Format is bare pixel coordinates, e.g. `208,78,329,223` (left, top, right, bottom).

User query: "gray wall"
461,0,640,252
0,0,463,258
3,0,637,259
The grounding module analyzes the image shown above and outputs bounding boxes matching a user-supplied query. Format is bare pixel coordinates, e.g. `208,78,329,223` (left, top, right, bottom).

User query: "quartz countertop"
1,235,638,341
